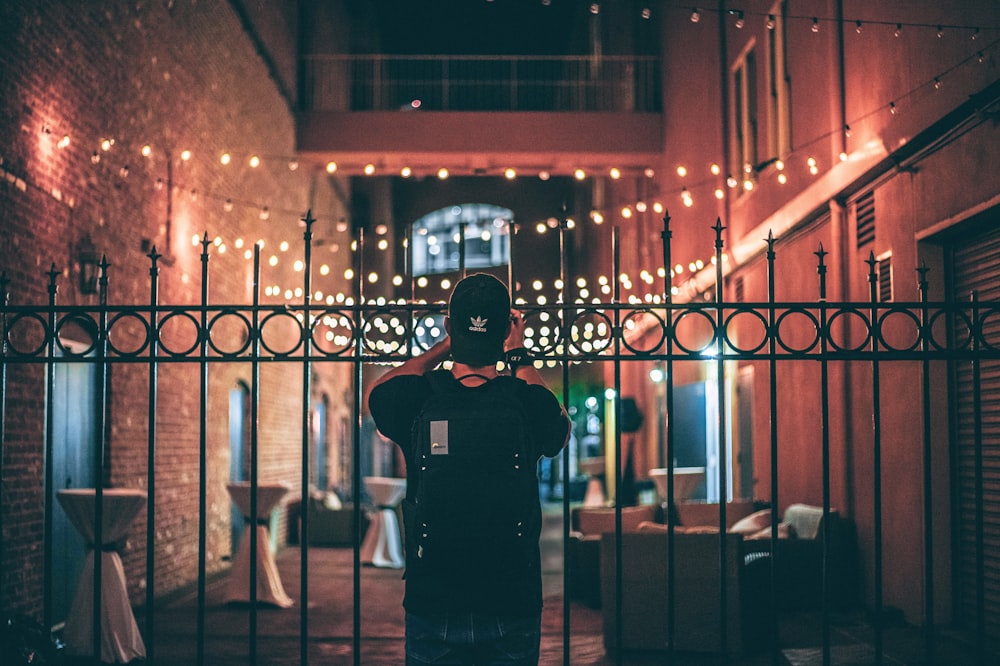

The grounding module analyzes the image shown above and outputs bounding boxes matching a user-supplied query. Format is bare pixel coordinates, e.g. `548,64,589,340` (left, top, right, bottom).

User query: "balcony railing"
301,54,661,113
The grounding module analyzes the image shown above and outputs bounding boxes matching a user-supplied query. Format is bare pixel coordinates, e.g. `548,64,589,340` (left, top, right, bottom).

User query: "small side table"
359,477,406,569
56,488,147,663
225,482,293,608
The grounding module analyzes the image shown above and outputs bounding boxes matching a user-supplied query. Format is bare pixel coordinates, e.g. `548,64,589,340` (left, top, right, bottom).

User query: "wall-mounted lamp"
78,235,99,294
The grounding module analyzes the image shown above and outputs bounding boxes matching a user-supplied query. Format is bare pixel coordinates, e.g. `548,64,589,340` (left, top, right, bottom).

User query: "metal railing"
1,212,999,665
300,54,662,112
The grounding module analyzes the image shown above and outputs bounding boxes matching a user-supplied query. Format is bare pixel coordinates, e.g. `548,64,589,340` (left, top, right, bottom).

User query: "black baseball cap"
448,273,511,366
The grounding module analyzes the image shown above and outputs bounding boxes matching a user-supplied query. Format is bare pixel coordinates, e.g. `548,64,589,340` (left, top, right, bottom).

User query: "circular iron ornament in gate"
4,311,53,357
310,309,357,357
105,311,152,357
53,312,100,357
362,308,412,356
825,307,872,353
671,307,719,356
924,308,954,352
978,306,1000,351
621,308,666,355
774,307,821,354
946,307,975,353
156,310,203,357
876,306,923,352
206,310,253,357
258,309,306,357
721,307,771,354
565,308,614,356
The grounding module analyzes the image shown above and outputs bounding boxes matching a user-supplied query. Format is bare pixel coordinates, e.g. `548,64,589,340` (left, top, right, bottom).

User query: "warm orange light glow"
326,161,338,174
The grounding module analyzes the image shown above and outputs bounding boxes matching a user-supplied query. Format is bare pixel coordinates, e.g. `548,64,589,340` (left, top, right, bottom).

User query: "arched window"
411,203,512,275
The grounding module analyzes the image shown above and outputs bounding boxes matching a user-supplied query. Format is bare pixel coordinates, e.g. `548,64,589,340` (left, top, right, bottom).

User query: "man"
368,273,569,665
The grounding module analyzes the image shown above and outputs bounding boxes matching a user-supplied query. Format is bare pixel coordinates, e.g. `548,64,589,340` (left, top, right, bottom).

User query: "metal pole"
300,210,316,665
198,234,211,666
145,247,162,663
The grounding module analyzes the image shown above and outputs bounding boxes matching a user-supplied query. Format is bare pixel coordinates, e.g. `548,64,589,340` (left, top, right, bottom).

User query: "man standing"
368,273,569,665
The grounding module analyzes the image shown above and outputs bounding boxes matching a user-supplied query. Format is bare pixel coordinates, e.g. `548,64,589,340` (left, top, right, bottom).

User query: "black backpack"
403,370,538,577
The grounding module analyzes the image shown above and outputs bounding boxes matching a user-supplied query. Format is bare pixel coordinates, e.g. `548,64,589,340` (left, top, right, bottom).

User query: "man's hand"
505,309,526,351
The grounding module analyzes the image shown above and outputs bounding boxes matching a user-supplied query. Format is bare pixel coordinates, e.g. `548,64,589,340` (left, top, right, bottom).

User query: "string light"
325,161,337,173
690,8,701,24
766,14,775,30
811,18,819,33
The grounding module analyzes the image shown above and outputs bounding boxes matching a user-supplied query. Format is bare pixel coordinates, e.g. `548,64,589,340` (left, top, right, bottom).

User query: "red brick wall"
1,0,353,618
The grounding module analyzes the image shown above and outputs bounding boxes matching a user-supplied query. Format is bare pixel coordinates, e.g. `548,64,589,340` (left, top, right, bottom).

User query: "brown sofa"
600,529,748,655
303,495,369,547
566,505,657,608
740,503,859,610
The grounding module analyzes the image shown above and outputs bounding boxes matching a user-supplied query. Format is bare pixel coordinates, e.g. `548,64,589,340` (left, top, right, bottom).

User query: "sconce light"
78,236,99,294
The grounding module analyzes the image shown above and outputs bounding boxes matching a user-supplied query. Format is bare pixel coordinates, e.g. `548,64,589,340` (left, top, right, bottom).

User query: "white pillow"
729,509,772,535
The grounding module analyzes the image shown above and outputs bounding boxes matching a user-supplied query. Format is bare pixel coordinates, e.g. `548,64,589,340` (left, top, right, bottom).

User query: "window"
765,1,791,160
877,252,893,302
731,42,758,190
411,204,513,276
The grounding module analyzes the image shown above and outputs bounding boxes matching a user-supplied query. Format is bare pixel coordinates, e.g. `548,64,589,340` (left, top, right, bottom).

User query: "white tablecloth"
649,466,706,502
225,482,293,607
359,477,406,569
56,488,147,663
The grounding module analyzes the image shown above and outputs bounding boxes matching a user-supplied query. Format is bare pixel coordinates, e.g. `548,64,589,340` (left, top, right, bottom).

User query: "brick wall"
1,0,353,618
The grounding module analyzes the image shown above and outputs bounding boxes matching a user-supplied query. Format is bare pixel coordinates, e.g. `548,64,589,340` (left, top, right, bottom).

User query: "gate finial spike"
301,209,316,230
814,243,828,266
865,251,878,282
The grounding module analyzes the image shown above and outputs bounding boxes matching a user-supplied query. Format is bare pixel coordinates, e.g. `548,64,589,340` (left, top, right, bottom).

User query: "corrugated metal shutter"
951,221,1000,640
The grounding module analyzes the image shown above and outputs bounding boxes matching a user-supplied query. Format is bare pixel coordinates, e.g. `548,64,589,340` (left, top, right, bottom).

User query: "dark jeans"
405,611,541,665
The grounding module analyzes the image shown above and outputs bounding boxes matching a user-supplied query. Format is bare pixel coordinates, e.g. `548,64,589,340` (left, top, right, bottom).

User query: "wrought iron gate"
1,213,998,665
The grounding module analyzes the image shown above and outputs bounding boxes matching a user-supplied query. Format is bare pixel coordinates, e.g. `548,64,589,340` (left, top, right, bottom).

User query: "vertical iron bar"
971,291,985,664
301,210,316,666
815,244,831,666
145,247,162,663
250,245,262,664
0,272,7,614
559,213,571,666
198,235,211,666
352,228,365,666
459,221,467,279
43,265,58,633
93,256,111,661
612,225,623,666
866,253,884,666
713,218,728,656
661,214,676,664
919,265,934,664
766,231,780,665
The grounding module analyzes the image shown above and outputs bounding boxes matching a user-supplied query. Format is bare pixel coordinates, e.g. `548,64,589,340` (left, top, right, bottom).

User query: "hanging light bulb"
811,18,819,33
733,11,745,29
766,14,775,30
894,23,902,37
248,155,260,168
326,161,337,173
690,8,701,23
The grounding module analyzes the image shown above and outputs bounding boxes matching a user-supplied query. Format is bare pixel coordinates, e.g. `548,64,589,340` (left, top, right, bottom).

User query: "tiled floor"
66,508,996,665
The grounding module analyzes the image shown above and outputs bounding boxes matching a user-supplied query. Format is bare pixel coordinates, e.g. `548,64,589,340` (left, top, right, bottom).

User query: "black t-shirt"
368,371,568,616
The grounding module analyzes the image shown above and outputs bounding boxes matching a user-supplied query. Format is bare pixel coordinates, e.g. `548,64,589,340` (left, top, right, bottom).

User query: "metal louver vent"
857,192,875,248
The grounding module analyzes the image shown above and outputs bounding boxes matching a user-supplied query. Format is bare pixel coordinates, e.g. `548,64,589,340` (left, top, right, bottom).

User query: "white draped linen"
224,482,293,608
359,477,406,569
56,488,147,663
